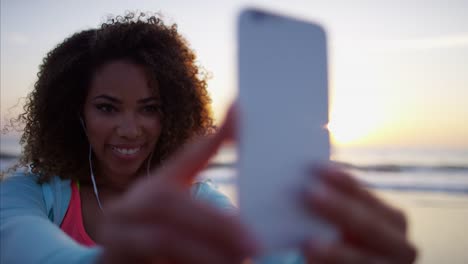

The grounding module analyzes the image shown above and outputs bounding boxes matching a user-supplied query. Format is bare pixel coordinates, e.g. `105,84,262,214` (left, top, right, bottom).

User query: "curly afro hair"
9,12,214,183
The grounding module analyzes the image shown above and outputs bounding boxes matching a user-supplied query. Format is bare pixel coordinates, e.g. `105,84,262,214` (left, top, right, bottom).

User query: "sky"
1,0,468,149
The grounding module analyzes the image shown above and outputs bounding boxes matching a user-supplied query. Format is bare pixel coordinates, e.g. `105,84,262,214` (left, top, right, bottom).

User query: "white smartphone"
237,8,338,253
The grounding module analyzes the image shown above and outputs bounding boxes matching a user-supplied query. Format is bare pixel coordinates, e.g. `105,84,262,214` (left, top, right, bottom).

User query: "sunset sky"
1,0,467,149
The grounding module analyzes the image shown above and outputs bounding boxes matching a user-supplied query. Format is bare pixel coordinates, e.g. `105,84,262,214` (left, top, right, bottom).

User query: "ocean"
201,145,468,196
2,135,468,195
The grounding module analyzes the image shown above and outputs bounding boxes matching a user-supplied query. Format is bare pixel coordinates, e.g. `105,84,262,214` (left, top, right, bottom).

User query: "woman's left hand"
302,166,418,264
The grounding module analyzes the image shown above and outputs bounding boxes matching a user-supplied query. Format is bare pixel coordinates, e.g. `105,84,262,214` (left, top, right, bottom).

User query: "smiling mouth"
111,146,142,156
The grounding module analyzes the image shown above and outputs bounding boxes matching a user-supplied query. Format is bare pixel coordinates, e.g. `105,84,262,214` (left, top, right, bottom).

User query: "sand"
378,191,468,264
212,180,468,264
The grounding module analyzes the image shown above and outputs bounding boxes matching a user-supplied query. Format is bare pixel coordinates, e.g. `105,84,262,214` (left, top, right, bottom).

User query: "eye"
142,104,160,114
95,103,116,113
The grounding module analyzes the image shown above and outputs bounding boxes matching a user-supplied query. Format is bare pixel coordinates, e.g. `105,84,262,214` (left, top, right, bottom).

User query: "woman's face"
83,60,162,185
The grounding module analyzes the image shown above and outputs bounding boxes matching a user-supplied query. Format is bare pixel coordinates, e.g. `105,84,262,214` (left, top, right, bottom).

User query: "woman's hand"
303,166,417,264
96,109,257,264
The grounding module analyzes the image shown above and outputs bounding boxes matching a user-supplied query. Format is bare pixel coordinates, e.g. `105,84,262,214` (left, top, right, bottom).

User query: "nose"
116,113,142,139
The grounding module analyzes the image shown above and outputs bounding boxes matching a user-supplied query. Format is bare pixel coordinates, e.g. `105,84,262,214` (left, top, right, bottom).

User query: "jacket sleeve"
191,179,238,215
0,173,101,264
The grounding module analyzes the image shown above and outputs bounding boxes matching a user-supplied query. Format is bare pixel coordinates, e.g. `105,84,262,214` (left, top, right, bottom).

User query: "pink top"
60,181,96,247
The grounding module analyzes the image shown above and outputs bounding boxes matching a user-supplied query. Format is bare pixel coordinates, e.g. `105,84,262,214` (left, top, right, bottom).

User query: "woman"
0,13,416,264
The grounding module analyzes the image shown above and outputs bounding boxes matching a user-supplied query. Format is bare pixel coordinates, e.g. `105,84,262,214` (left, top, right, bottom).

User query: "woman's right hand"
96,109,258,264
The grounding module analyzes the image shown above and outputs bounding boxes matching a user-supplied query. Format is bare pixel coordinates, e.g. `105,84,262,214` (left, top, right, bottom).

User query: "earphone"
79,116,87,132
79,116,104,210
78,115,154,211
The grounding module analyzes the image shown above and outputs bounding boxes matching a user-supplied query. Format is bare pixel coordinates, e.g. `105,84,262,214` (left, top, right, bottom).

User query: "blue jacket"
0,172,302,264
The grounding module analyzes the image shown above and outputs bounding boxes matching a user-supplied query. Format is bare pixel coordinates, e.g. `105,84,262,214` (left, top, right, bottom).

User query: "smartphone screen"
237,8,338,253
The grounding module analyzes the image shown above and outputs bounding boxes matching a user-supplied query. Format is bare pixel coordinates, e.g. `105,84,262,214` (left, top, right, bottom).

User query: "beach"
205,179,468,264
378,191,468,264
200,152,468,264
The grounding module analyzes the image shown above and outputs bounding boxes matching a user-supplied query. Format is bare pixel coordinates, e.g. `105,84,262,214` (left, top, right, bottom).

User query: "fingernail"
308,162,321,173
307,184,329,203
308,162,328,177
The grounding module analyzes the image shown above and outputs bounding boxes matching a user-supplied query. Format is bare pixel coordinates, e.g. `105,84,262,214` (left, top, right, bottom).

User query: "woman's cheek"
87,117,114,150
146,117,162,142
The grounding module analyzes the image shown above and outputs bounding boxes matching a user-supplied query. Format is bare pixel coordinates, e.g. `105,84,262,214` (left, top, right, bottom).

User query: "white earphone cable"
88,145,104,211
88,145,154,212
146,151,154,177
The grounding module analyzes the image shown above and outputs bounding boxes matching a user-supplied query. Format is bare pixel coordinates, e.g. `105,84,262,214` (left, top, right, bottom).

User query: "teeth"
112,146,141,155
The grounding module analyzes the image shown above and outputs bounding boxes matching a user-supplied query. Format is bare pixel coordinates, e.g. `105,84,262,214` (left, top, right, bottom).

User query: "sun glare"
327,103,384,146
327,119,369,146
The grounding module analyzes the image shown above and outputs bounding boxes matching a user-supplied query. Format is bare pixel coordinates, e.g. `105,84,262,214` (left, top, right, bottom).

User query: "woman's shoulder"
1,171,100,264
1,170,69,194
1,170,42,195
1,170,71,224
1,170,49,219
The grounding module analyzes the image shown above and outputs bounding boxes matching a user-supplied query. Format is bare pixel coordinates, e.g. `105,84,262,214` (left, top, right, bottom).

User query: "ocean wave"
201,166,468,195
200,166,468,195
364,183,468,194
0,153,18,159
333,161,468,173
207,161,468,174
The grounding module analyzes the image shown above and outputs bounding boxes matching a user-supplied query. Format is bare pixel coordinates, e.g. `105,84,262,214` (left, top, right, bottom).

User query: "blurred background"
1,0,467,263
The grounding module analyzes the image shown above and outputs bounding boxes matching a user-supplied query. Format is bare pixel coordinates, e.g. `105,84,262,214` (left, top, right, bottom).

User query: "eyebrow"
137,97,159,104
92,95,159,104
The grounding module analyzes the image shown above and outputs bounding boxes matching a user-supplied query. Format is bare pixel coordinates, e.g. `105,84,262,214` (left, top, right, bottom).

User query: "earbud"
79,116,87,134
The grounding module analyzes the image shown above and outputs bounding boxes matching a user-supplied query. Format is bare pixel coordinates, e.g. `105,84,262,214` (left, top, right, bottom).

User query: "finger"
303,240,389,264
154,104,236,187
161,228,244,264
220,102,238,142
306,184,417,263
100,224,241,264
315,166,408,233
151,190,259,258
114,187,259,258
98,222,166,262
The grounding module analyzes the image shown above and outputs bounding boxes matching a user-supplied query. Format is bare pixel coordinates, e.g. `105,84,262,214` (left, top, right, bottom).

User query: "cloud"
384,34,468,51
333,33,468,53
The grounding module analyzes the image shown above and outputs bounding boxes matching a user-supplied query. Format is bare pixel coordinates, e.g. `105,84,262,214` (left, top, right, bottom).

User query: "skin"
83,60,162,191
94,109,417,263
81,60,162,240
79,61,258,263
302,167,418,263
79,61,416,263
96,107,258,264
